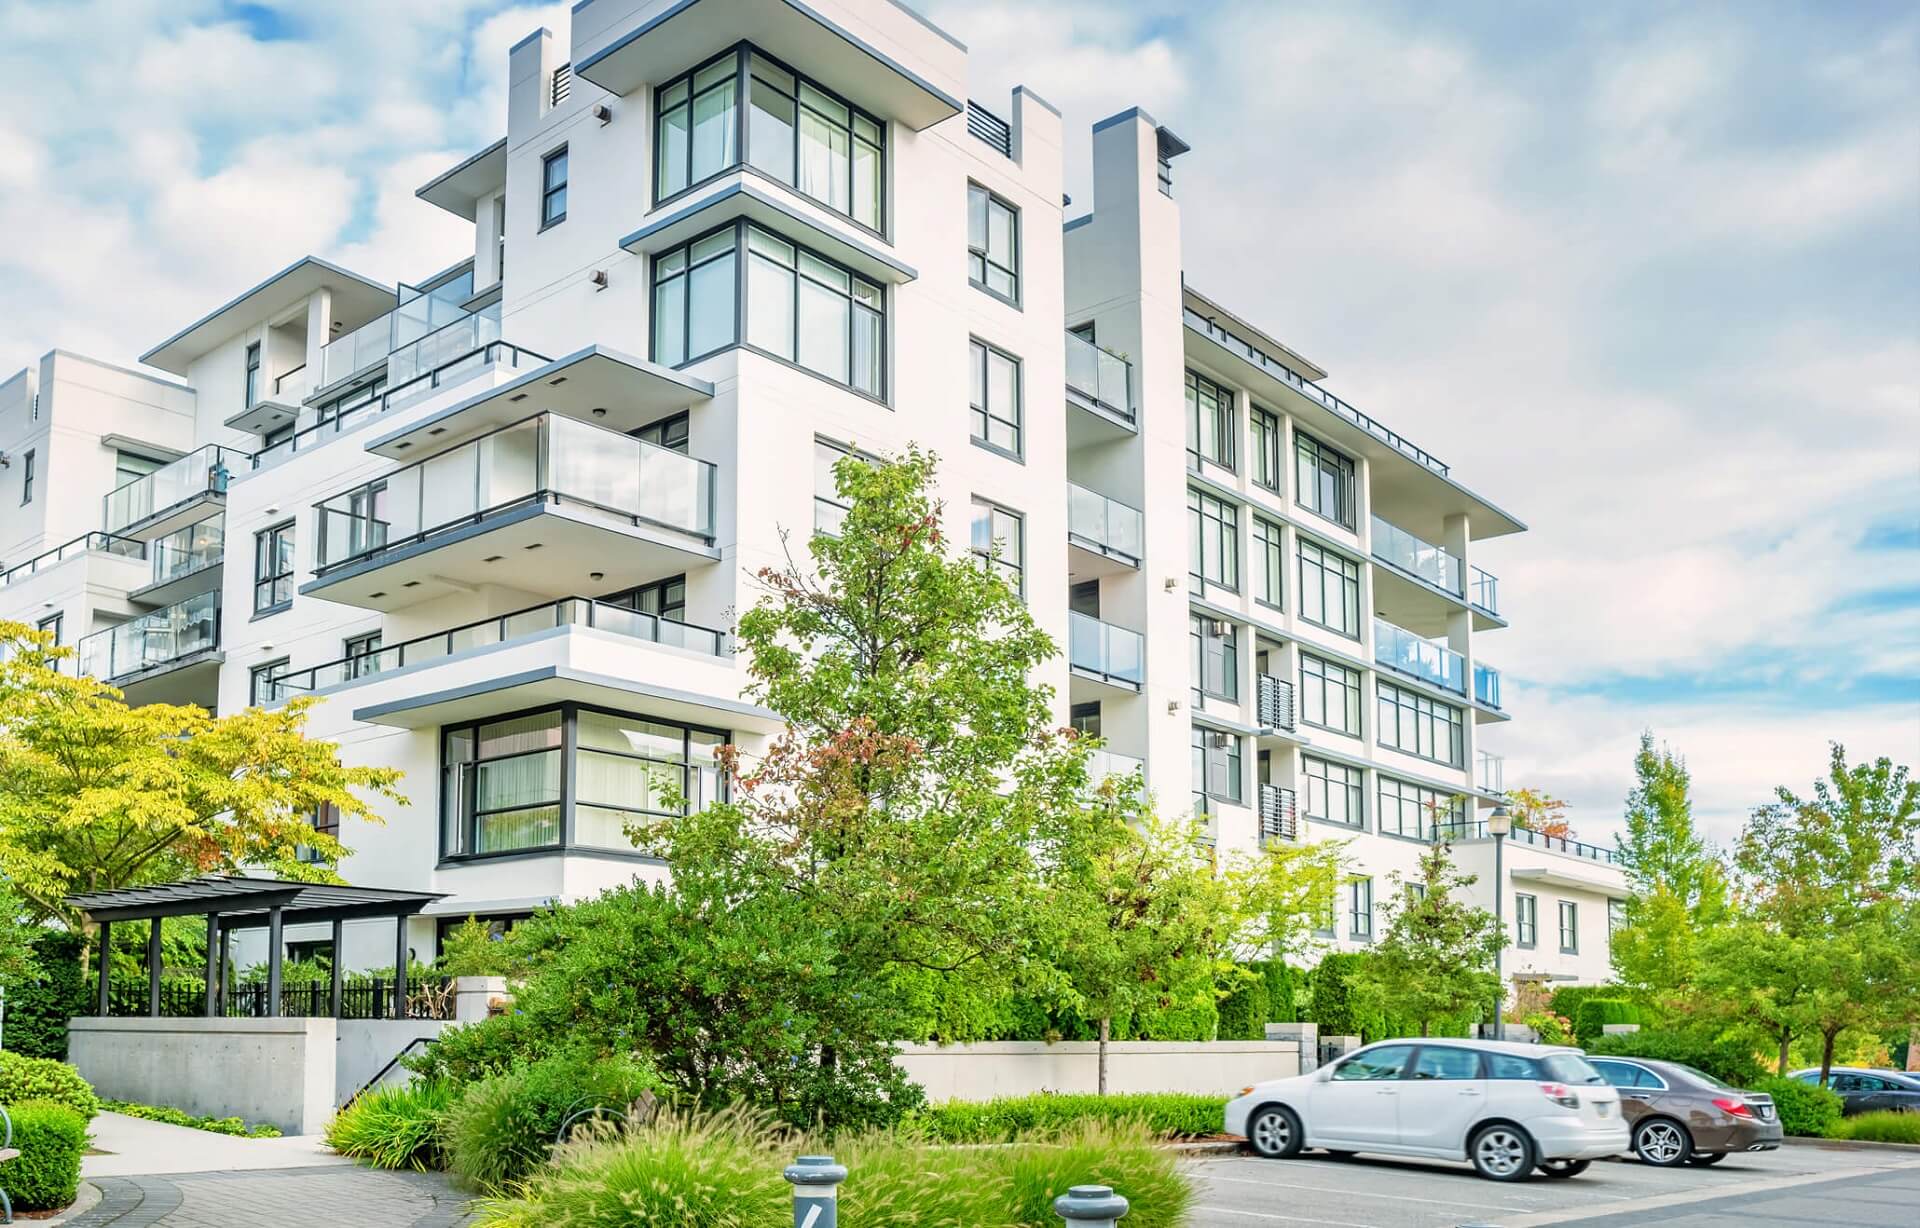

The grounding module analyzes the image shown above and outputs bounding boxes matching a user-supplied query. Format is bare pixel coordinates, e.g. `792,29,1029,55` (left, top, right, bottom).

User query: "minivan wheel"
1538,1158,1591,1178
1469,1124,1538,1182
1633,1118,1693,1167
1246,1105,1304,1159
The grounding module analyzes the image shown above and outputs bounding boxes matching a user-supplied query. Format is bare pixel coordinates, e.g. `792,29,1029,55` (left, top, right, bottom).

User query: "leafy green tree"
0,624,405,949
1505,787,1572,840
1352,841,1503,1037
0,884,38,986
1611,733,1728,998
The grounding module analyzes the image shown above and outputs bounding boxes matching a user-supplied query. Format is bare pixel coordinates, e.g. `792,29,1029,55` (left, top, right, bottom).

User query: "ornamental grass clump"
1832,1109,1920,1144
324,1080,458,1171
911,1092,1224,1142
443,1053,661,1192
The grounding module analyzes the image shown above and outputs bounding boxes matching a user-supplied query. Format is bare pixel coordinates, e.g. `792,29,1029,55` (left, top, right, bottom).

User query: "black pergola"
67,877,446,1020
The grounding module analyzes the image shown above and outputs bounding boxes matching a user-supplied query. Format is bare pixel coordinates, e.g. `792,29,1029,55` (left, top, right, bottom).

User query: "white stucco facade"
0,0,1623,997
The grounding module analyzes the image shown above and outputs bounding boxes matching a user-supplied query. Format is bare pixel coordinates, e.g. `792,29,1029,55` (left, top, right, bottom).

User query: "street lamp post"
1487,803,1511,1041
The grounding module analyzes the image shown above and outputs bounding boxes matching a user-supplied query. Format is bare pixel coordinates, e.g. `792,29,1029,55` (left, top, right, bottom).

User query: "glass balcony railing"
1086,749,1145,789
146,517,224,588
1471,567,1500,616
1256,673,1296,730
102,445,239,535
387,302,502,386
313,414,716,574
1475,663,1503,710
1068,611,1145,690
1476,749,1505,793
1373,617,1466,695
76,591,220,681
1064,331,1135,422
1067,484,1144,565
278,596,727,694
1370,515,1463,597
317,277,477,389
1,532,145,587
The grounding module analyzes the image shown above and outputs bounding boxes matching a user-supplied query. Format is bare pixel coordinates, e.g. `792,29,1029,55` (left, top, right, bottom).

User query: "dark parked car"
1788,1068,1920,1116
1589,1056,1782,1166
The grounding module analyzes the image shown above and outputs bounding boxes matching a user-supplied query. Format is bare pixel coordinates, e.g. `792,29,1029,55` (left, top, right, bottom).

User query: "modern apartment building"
0,0,1624,996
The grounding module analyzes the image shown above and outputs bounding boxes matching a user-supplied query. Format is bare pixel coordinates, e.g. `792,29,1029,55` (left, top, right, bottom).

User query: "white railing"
1476,750,1504,793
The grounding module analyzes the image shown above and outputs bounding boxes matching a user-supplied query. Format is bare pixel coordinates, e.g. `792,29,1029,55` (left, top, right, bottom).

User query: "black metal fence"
107,976,456,1020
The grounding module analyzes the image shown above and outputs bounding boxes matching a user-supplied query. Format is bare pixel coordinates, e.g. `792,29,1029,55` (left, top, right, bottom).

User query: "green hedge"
1216,977,1264,1041
0,932,88,1059
443,1054,661,1192
1548,984,1623,1024
101,1099,281,1138
0,1051,99,1120
1586,1031,1766,1088
1572,998,1651,1047
1305,953,1384,1041
325,1081,458,1171
1751,1077,1844,1138
0,1100,88,1211
911,1093,1223,1143
402,1012,553,1088
1833,1110,1920,1144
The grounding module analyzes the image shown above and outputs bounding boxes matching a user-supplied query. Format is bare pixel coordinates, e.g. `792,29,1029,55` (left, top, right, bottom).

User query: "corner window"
250,658,289,706
1559,901,1579,953
1302,755,1363,829
1516,893,1538,947
1187,488,1239,592
1295,432,1357,529
541,147,569,228
243,342,260,408
967,183,1019,304
969,498,1024,596
969,339,1022,457
1349,877,1373,940
1376,681,1465,767
1299,653,1362,736
253,521,295,615
651,227,738,367
1297,539,1361,638
1191,725,1243,806
1185,370,1234,471
20,449,33,505
743,225,884,396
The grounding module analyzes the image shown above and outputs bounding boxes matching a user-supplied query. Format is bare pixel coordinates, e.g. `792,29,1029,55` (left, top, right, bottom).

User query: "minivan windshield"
1541,1054,1606,1085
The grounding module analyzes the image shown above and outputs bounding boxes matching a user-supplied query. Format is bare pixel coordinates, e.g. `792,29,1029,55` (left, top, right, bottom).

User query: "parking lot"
1186,1139,1920,1226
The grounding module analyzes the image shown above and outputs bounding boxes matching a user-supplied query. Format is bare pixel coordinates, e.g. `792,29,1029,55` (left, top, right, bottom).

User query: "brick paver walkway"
63,1165,475,1227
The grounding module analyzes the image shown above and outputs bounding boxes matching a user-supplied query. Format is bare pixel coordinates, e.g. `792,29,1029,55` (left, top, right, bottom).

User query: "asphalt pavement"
1185,1139,1920,1227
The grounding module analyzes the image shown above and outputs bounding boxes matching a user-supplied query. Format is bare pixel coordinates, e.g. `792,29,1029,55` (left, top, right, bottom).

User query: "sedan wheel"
1247,1105,1304,1159
1633,1119,1693,1167
1539,1158,1591,1178
1469,1124,1537,1182
1687,1152,1727,1166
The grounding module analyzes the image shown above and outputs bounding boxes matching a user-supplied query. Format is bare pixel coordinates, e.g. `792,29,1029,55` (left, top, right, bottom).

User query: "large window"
1377,776,1463,841
1297,539,1361,637
1185,370,1234,470
813,438,867,535
970,498,1024,595
1187,488,1239,592
656,47,884,231
1296,432,1357,528
1251,406,1282,491
653,222,884,398
1302,755,1363,829
1516,893,1538,948
1559,901,1579,953
441,704,727,860
243,342,260,408
605,574,686,622
19,449,33,505
1252,516,1284,608
253,521,294,615
1192,726,1243,806
36,612,62,645
1377,681,1465,766
250,658,288,706
541,147,569,227
969,339,1022,457
1299,653,1362,736
1190,614,1237,703
115,450,166,488
967,183,1020,304
1349,877,1374,941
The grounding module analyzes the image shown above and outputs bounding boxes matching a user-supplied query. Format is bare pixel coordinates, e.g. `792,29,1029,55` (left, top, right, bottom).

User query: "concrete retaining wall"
335,1019,452,1106
897,1040,1301,1100
68,1016,335,1136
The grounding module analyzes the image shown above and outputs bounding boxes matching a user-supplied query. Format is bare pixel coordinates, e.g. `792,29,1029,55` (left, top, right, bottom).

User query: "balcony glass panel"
76,591,220,681
1067,484,1143,564
148,517,224,587
1476,749,1504,793
1472,567,1500,615
1373,617,1465,695
1474,663,1502,709
388,302,502,387
1064,330,1134,420
102,446,239,535
1370,515,1463,596
1086,749,1144,788
1,533,145,588
1068,611,1145,688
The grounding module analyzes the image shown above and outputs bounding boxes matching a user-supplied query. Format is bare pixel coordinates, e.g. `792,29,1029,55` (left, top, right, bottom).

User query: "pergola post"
329,918,344,1019
95,920,112,1016
146,917,163,1017
218,924,232,1016
393,914,409,1020
266,905,285,1017
203,913,220,1017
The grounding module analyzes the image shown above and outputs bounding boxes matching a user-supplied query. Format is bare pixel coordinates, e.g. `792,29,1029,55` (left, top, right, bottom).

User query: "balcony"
279,596,728,696
1471,567,1500,617
130,517,224,608
1474,663,1503,710
1067,484,1143,576
1476,749,1505,794
1067,611,1145,695
225,363,314,435
101,445,240,540
1373,617,1466,695
76,591,221,706
316,278,476,391
1086,749,1145,791
1065,330,1136,442
1438,820,1618,868
1370,515,1463,598
303,414,718,613
1,532,145,589
1258,783,1298,844
1256,673,1297,732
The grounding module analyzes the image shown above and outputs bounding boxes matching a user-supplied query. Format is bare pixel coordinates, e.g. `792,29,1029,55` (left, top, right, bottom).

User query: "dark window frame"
1302,754,1365,830
1297,537,1362,639
36,612,62,646
967,181,1020,306
1185,369,1235,472
1559,900,1579,953
250,657,289,706
969,496,1025,598
1295,430,1358,530
1377,775,1463,842
1187,487,1240,593
968,337,1023,459
1515,892,1538,948
1299,652,1363,737
540,146,569,229
20,448,33,505
1349,876,1373,940
243,341,260,408
252,520,295,616
1376,680,1466,767
1251,515,1285,609
1251,405,1282,492
1191,724,1244,806
1189,613,1239,704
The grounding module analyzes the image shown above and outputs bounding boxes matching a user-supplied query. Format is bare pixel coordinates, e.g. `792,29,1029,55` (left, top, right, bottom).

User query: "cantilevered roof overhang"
140,258,395,377
416,138,509,221
574,0,962,130
620,180,917,285
67,876,446,926
366,346,713,460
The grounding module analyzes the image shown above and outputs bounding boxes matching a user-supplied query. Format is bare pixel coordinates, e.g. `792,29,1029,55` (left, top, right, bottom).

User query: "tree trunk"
1420,1020,1431,1038
1098,1017,1111,1096
1778,1029,1792,1077
1819,1030,1838,1085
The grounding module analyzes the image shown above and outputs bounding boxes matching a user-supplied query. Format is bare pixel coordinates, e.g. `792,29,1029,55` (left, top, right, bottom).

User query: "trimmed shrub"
1305,953,1385,1041
324,1080,458,1171
1548,984,1623,1024
402,1012,551,1088
979,1121,1193,1228
0,1100,89,1211
910,1092,1223,1142
0,931,88,1060
1586,1031,1767,1089
1752,1077,1844,1138
1135,996,1218,1042
101,1099,280,1138
0,1051,100,1120
1834,1110,1920,1144
444,1053,662,1192
1261,961,1299,1025
1572,997,1650,1047
1216,974,1264,1041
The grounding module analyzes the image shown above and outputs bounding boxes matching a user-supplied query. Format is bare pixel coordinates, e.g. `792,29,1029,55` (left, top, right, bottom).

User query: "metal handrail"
342,1036,438,1111
1,531,145,587
272,363,309,397
1435,819,1617,865
1256,673,1296,730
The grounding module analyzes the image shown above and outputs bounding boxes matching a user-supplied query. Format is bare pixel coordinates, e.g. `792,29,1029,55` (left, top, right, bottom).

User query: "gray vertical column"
95,920,111,1016
393,916,409,1019
330,918,345,1018
266,906,284,1017
146,917,162,1016
218,924,231,1016
783,1155,846,1228
1055,1185,1130,1226
203,914,220,1016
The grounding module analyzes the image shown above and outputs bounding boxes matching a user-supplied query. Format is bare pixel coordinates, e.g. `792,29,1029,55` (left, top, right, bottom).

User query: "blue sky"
1,0,1914,846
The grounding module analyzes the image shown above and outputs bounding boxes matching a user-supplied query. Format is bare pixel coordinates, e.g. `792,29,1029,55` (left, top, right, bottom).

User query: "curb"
1166,1140,1245,1157
16,1179,103,1226
1781,1134,1920,1154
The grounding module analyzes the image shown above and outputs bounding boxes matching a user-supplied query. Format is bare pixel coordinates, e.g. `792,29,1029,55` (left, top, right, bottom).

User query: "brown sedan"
1588,1056,1783,1166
